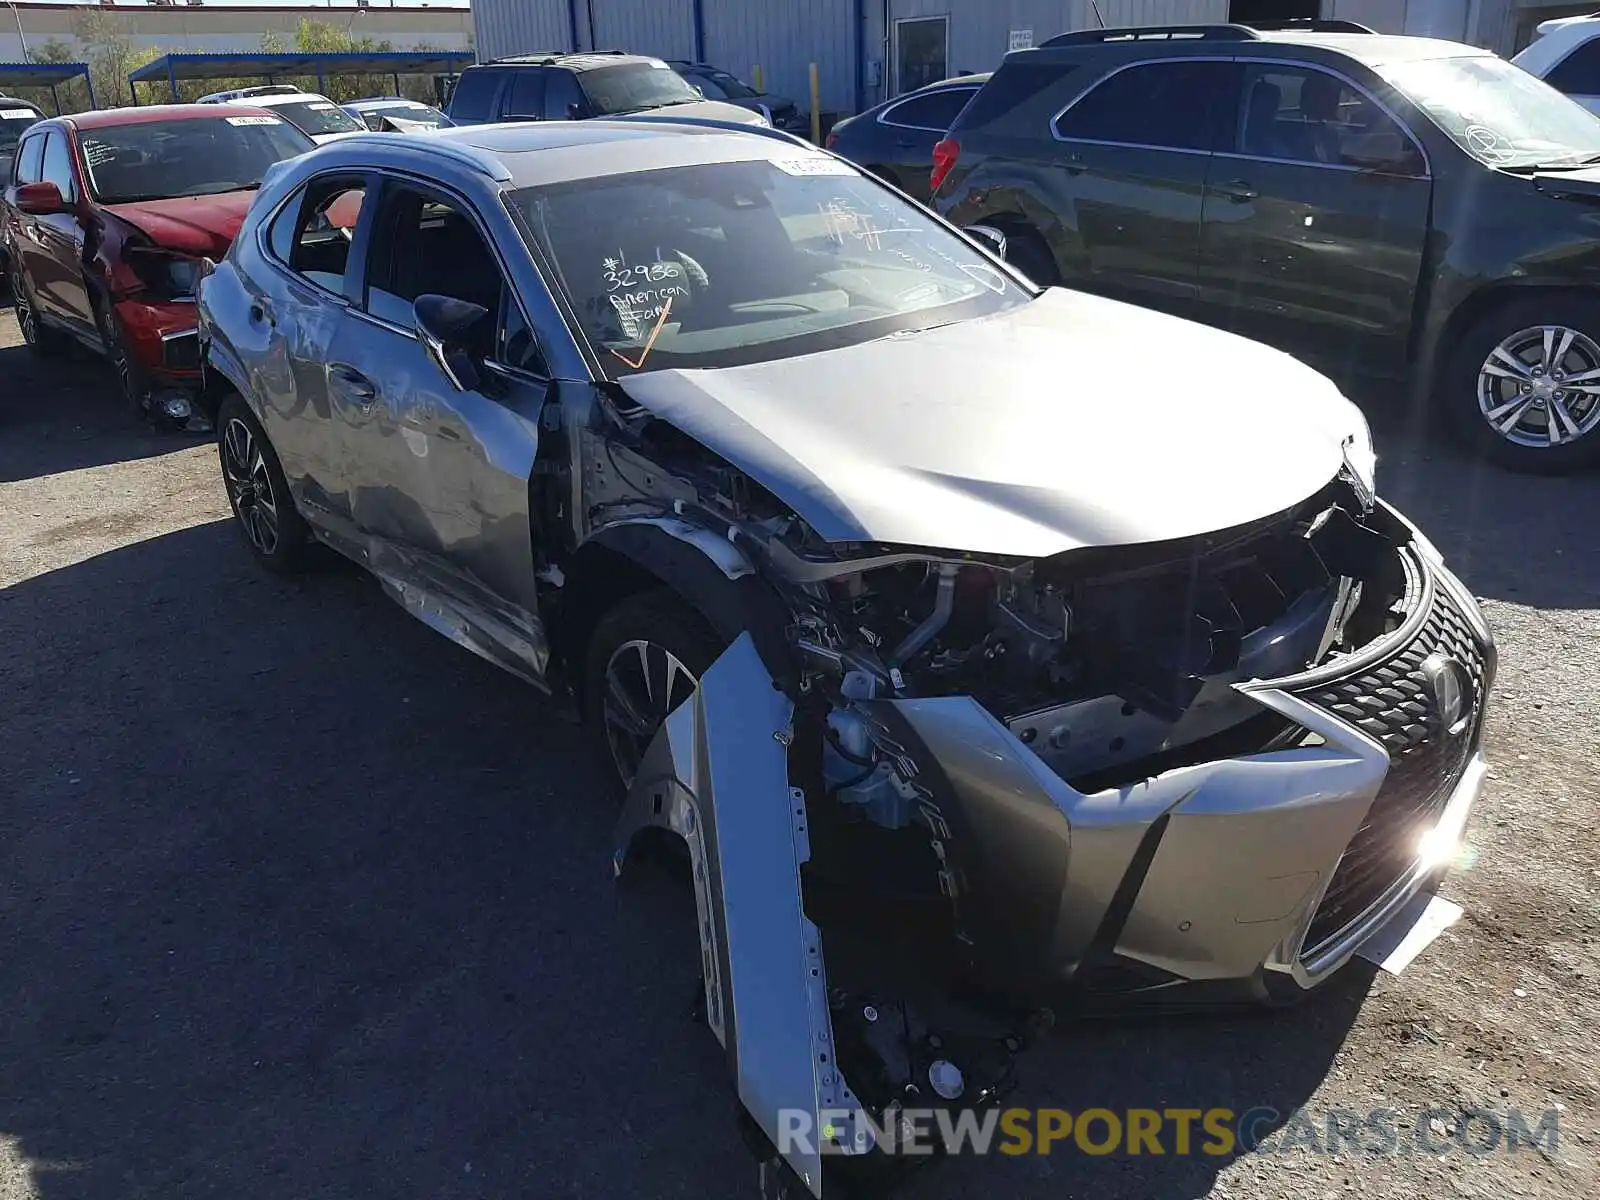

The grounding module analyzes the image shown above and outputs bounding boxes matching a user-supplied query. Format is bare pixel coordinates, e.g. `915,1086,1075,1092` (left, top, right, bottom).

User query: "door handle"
1217,179,1259,203
329,363,376,402
1063,150,1085,175
248,300,276,327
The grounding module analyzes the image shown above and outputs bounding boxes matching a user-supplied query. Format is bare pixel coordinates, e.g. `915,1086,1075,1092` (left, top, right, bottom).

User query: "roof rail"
333,132,514,183
1039,24,1260,47
488,52,565,64
1241,18,1378,32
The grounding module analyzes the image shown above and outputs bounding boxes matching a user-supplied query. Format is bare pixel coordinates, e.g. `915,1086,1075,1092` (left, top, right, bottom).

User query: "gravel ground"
2,305,1597,1200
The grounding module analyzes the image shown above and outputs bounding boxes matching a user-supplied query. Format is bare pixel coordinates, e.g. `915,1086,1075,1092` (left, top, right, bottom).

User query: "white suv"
1513,15,1600,114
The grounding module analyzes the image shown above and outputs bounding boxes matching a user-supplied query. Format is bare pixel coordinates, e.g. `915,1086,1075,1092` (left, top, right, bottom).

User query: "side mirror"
15,180,66,216
567,102,584,120
964,224,1008,259
414,293,490,393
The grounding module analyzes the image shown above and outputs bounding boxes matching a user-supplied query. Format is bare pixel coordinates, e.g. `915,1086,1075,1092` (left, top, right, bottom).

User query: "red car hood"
102,190,256,257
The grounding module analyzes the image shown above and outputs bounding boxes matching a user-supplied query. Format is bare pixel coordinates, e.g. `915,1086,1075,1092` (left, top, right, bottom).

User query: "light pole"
6,0,30,61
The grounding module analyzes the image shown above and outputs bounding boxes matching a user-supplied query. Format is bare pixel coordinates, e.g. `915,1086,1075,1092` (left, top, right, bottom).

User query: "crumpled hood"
103,190,256,258
618,289,1370,559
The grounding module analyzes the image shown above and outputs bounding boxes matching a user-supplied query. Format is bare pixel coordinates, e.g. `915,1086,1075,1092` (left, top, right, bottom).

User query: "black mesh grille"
162,331,200,373
1295,578,1488,954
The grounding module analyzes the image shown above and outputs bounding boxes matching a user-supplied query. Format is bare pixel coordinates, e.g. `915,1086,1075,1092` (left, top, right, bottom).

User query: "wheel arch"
552,520,796,709
1426,281,1600,400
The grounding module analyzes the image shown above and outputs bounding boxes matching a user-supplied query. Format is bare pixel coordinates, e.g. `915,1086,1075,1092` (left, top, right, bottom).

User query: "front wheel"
216,393,310,573
1440,294,1600,473
583,589,727,795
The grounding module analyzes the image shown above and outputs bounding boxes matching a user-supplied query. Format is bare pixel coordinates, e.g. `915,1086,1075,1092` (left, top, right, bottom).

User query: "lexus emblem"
1421,653,1472,737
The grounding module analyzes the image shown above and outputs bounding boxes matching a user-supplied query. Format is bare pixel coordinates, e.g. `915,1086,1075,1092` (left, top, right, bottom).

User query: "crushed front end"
608,462,1493,1196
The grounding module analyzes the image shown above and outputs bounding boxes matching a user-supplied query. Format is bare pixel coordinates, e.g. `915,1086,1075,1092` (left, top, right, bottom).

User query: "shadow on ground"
0,523,1368,1200
0,337,196,484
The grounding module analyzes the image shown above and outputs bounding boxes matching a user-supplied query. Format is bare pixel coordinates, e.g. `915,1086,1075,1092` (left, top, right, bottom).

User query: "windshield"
1380,54,1600,168
1,107,41,154
368,102,453,128
579,62,705,115
268,100,365,137
80,117,315,204
699,69,759,99
509,157,1030,376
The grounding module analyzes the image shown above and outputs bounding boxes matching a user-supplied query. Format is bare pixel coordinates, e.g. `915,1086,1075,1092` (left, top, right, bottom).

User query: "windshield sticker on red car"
225,116,281,127
307,103,337,111
774,157,858,177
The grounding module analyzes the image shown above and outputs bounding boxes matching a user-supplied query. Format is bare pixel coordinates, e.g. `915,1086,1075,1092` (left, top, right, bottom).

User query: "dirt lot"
2,303,1598,1200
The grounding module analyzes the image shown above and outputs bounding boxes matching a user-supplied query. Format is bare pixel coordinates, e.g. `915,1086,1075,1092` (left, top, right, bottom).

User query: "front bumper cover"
613,522,1493,1195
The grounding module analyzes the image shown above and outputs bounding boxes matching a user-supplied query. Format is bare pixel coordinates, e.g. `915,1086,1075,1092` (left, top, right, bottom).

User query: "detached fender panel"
614,634,868,1197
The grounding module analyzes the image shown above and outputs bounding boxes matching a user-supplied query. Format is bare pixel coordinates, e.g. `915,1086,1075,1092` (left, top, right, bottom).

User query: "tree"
29,39,75,65
70,9,150,108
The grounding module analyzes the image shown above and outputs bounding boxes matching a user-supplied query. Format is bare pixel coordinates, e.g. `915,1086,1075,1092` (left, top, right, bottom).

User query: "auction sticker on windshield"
773,158,858,177
225,116,281,126
1,108,35,119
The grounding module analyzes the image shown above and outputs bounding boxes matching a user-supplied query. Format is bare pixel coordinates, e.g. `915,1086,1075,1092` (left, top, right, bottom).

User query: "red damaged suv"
2,104,314,426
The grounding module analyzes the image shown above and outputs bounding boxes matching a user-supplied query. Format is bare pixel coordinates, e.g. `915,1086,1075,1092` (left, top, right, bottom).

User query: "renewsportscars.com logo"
779,1105,1562,1158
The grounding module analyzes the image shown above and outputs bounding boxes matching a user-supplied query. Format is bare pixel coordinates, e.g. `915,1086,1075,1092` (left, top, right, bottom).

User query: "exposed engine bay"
583,393,1480,1198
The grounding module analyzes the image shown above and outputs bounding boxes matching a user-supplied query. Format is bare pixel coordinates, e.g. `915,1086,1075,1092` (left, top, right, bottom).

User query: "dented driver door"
329,179,551,682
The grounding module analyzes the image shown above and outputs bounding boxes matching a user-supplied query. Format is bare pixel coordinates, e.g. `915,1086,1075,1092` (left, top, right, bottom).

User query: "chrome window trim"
1049,55,1231,149
1232,59,1432,180
1048,54,1433,179
875,85,982,133
340,166,555,383
159,326,199,343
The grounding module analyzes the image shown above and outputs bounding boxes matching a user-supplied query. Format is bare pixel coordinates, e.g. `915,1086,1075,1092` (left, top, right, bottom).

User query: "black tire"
216,393,310,574
583,588,727,796
92,298,149,420
11,264,72,358
996,224,1059,287
1439,293,1600,474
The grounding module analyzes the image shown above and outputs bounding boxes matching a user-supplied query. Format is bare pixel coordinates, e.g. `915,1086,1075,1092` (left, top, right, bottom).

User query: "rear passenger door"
1196,63,1429,377
1049,59,1241,308
253,171,373,530
339,176,550,648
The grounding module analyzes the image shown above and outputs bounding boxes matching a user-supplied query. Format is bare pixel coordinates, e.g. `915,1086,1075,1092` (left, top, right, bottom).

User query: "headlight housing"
125,247,204,301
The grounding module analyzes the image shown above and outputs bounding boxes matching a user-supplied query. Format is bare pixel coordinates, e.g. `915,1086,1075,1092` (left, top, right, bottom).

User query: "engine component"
888,564,958,667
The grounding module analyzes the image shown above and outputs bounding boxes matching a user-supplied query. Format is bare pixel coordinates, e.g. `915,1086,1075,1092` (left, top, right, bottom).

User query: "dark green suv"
935,23,1600,472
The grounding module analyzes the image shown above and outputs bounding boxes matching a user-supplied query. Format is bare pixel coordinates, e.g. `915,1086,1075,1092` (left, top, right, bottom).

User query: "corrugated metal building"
469,0,1594,116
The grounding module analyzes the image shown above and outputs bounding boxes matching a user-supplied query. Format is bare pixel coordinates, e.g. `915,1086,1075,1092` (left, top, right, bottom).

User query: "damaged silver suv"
198,119,1495,1197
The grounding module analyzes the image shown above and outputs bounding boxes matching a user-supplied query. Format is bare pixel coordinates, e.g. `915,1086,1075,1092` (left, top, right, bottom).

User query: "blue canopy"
0,62,95,113
128,51,475,104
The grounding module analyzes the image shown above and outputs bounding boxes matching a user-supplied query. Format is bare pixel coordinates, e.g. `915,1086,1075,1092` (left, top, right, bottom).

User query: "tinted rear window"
1054,60,1240,152
449,68,502,121
953,62,1075,130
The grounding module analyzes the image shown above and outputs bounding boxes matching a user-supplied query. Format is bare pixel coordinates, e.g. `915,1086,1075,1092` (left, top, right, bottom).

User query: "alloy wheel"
12,273,37,345
1477,324,1600,449
601,638,700,789
221,417,280,556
